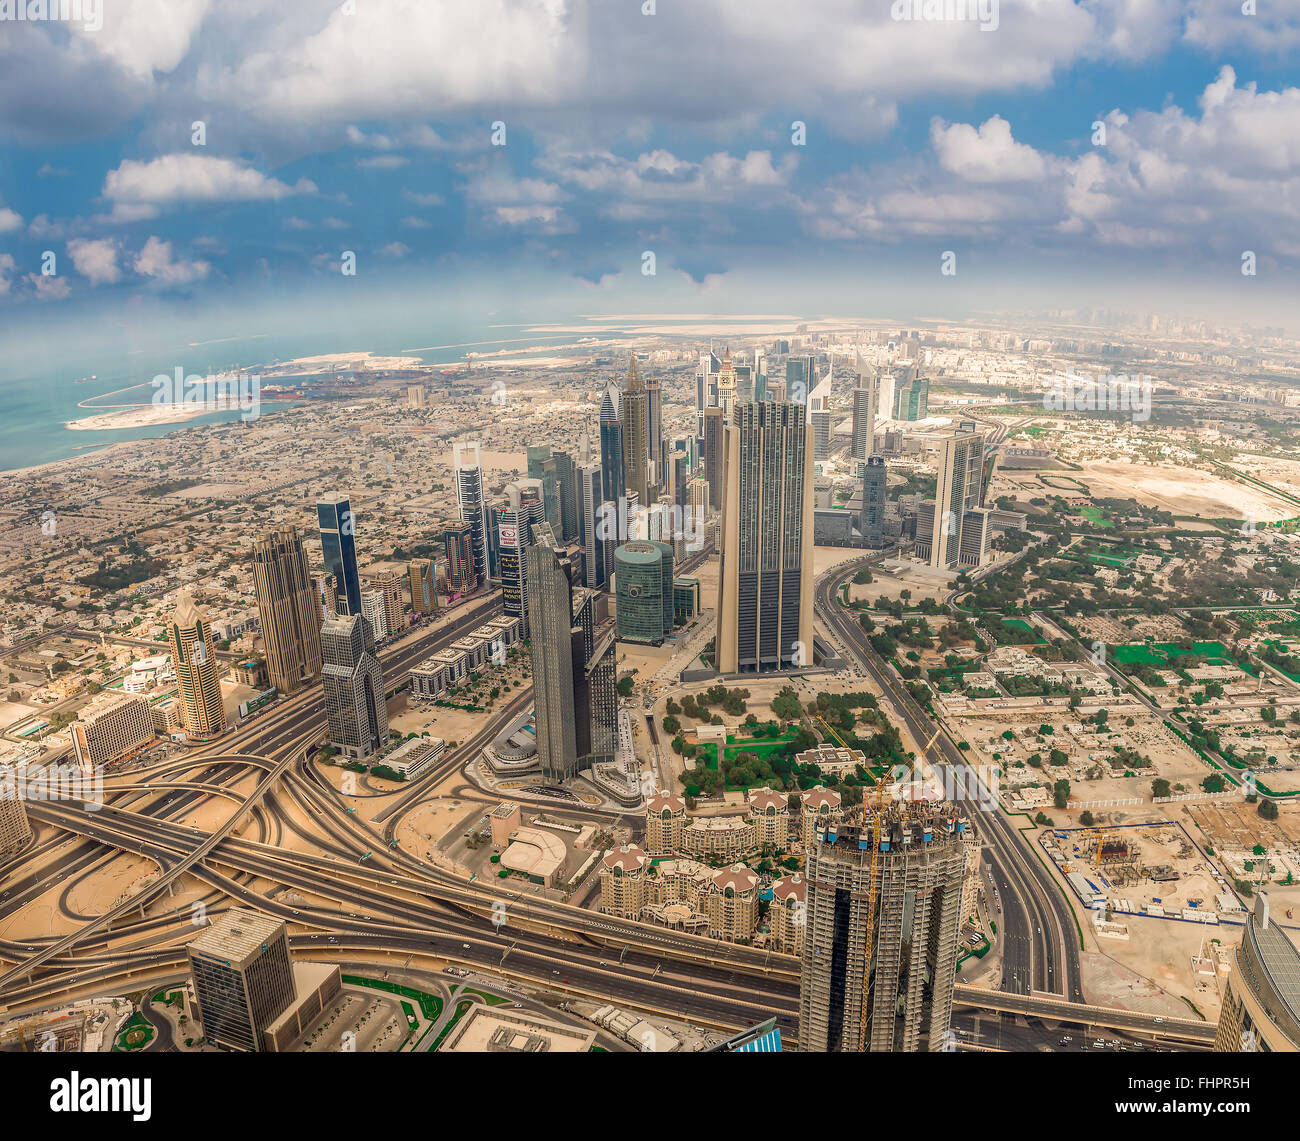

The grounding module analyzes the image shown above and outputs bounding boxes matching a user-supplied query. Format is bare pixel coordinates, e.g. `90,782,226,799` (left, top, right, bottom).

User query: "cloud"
379,242,411,258
536,145,797,203
402,190,446,207
27,273,72,301
71,0,212,79
400,216,431,229
133,236,211,284
102,154,316,210
357,155,409,170
0,254,14,295
67,238,123,285
931,116,1050,182
0,205,22,233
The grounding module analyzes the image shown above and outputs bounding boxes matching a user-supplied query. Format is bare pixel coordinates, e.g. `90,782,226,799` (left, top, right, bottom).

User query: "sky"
1,0,1299,349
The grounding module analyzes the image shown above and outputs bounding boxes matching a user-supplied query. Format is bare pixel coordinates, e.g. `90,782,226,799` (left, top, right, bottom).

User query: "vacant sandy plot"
1076,460,1292,522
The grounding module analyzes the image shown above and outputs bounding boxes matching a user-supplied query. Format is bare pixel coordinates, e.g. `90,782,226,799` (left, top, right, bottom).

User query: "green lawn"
342,975,443,1022
1078,505,1114,529
1111,641,1231,667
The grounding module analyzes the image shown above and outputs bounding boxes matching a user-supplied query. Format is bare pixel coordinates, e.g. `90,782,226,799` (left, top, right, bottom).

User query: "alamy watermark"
891,0,999,32
2,761,104,812
152,367,261,422
0,0,101,32
1042,369,1152,423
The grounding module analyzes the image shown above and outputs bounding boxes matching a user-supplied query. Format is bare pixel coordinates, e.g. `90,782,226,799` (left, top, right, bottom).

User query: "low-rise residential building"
746,786,789,850
799,786,843,847
643,792,687,855
680,814,755,863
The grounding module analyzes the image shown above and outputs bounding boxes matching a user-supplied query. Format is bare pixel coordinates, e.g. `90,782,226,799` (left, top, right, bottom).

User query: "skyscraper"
715,402,814,674
187,908,296,1053
695,349,721,443
495,479,546,635
614,541,669,645
577,460,612,590
860,456,887,546
553,449,580,543
453,442,489,585
851,366,880,462
715,347,737,415
168,592,224,740
646,370,664,477
251,526,322,695
917,431,985,570
442,521,477,596
785,353,816,403
808,361,834,462
316,496,362,618
320,613,388,760
1214,893,1300,1052
599,384,626,508
408,558,436,615
527,445,563,536
621,354,651,510
799,799,967,1052
0,780,32,856
527,532,618,785
701,406,725,514
892,375,930,421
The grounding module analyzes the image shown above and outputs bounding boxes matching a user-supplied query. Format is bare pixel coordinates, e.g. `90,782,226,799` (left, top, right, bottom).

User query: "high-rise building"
785,354,816,403
0,780,32,855
614,542,669,645
695,349,721,441
715,402,814,674
168,592,224,740
646,370,664,476
527,445,563,536
599,385,626,507
496,479,546,635
851,367,880,462
442,521,477,596
892,375,930,421
373,570,407,636
916,431,985,570
251,526,322,695
72,693,155,770
701,406,725,513
316,496,362,618
406,384,426,409
577,461,612,590
553,449,580,543
453,442,489,585
716,347,737,415
799,799,967,1052
360,589,388,640
526,539,619,784
861,456,887,546
320,613,388,760
313,571,337,620
408,558,436,615
1214,893,1300,1052
621,354,651,510
808,361,834,462
187,908,296,1053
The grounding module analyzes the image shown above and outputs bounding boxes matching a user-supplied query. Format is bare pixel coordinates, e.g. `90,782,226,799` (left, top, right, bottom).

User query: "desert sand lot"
1074,460,1293,522
1233,453,1300,501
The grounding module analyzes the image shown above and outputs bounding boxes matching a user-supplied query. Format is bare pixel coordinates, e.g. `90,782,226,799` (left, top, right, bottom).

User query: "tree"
1201,774,1225,793
662,715,680,735
1049,748,1068,766
1259,798,1279,821
1052,780,1070,809
1079,810,1095,826
1152,778,1172,799
616,675,634,698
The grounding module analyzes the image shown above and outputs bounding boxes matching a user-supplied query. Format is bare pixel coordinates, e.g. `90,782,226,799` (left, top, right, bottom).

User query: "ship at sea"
73,374,98,384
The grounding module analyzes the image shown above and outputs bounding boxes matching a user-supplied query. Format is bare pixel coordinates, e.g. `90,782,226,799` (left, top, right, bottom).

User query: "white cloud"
379,242,411,259
403,190,446,207
71,0,211,79
27,273,71,301
134,236,211,284
931,116,1050,182
103,154,316,209
536,145,797,203
67,238,123,285
0,205,22,233
400,216,431,229
358,155,409,170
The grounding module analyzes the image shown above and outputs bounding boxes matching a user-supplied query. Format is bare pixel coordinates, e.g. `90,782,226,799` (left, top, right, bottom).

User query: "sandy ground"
1075,460,1293,522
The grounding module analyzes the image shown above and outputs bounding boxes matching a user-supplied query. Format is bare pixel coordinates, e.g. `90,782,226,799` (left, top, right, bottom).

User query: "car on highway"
1059,1036,1072,1045
463,943,471,949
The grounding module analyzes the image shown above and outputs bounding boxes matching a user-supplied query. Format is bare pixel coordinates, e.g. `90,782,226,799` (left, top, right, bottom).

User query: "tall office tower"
918,431,985,570
599,383,626,506
316,496,362,618
527,540,617,784
734,362,754,404
695,349,721,440
320,613,388,760
408,558,436,615
646,369,664,475
442,521,477,596
650,538,675,636
715,347,738,415
861,456,887,546
688,478,711,540
168,592,224,740
668,451,690,515
496,479,546,635
0,781,32,855
406,384,426,409
251,526,322,695
1214,893,1300,1052
785,353,816,402
577,461,612,590
753,347,767,402
313,572,337,620
808,361,834,461
799,799,967,1052
851,367,880,462
621,354,651,510
614,541,669,645
526,445,562,536
766,377,787,403
187,908,296,1053
702,406,725,513
453,441,489,585
715,402,814,674
552,449,580,543
360,589,388,639
374,570,407,635
892,375,930,421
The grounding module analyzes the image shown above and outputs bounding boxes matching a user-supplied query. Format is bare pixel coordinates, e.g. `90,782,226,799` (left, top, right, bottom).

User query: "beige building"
1214,893,1300,1052
747,786,790,850
799,786,843,847
250,526,322,695
680,814,755,863
500,826,567,888
0,784,32,856
167,592,224,740
72,692,155,770
769,872,806,956
490,801,522,849
598,849,760,944
643,792,686,856
795,744,866,779
599,844,650,918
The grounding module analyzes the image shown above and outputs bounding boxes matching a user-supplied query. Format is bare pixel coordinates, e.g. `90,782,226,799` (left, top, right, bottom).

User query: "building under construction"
798,796,967,1052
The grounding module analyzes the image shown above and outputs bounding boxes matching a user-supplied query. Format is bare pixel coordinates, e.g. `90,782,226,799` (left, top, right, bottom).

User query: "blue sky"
1,0,1299,343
